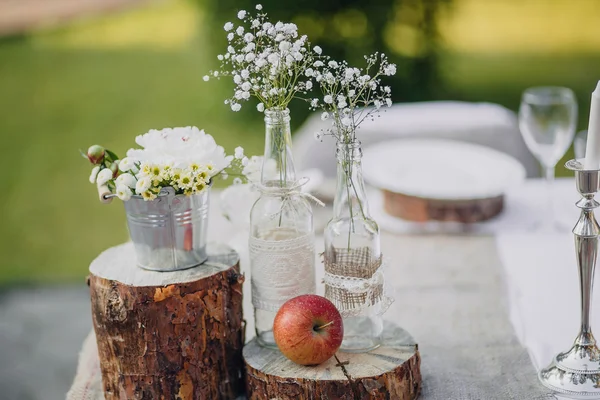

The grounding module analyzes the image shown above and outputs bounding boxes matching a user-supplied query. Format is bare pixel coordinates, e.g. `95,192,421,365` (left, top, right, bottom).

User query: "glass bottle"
324,139,383,352
249,108,316,348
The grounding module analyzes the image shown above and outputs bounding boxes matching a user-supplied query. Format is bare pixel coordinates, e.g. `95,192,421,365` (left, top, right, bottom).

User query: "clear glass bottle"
324,139,383,352
249,108,316,348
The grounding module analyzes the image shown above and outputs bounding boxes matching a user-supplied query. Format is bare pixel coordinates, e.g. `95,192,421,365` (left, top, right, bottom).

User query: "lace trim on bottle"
249,232,316,312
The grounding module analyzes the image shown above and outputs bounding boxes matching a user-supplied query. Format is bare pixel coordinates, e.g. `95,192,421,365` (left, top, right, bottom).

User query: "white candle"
584,81,600,169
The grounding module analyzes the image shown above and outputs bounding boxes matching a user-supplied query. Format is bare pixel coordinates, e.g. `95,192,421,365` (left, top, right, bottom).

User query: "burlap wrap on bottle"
324,247,388,318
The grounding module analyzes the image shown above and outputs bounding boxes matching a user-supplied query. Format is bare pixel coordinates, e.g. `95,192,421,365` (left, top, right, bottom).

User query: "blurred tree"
199,0,452,124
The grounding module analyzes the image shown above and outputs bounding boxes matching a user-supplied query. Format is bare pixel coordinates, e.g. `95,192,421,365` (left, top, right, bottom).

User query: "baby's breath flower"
233,177,243,185
231,103,242,112
203,75,209,82
313,46,322,55
237,10,247,19
224,22,234,31
257,102,265,112
256,4,263,10
321,112,329,121
234,146,244,159
314,131,323,141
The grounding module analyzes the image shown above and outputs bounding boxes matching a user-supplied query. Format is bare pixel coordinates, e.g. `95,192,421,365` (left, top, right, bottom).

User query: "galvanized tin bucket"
123,186,210,271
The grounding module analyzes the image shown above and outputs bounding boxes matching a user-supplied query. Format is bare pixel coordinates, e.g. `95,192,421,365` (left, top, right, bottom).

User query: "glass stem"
545,165,556,228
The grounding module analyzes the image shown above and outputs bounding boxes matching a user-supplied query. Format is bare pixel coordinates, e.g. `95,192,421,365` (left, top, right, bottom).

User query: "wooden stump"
244,322,421,400
89,242,245,400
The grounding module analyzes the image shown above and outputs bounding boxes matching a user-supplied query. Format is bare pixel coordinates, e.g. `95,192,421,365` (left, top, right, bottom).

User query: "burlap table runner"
68,235,555,399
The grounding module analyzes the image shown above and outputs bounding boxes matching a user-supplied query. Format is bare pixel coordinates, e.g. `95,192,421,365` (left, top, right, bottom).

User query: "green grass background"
0,0,598,285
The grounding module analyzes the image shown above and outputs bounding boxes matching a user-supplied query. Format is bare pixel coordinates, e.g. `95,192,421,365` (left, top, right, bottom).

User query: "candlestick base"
539,332,600,399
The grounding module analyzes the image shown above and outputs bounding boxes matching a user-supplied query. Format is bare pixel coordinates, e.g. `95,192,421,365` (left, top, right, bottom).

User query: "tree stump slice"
89,242,244,400
382,189,504,223
244,322,421,400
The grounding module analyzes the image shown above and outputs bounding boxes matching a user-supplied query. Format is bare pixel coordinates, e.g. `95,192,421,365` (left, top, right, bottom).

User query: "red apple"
273,294,343,366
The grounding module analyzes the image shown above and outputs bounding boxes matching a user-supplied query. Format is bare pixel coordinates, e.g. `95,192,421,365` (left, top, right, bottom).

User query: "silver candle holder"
539,159,600,398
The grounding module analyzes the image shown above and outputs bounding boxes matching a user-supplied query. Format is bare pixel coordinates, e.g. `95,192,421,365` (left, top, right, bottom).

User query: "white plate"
362,139,527,200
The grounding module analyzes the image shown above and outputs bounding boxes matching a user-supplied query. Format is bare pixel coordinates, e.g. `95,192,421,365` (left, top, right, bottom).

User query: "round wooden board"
243,322,421,400
382,190,504,223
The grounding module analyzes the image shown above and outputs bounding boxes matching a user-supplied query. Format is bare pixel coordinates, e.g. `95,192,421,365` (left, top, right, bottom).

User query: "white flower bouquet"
203,4,321,113
85,126,246,201
310,53,397,143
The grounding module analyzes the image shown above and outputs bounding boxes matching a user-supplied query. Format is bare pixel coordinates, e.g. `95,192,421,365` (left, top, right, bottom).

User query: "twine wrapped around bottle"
323,247,394,318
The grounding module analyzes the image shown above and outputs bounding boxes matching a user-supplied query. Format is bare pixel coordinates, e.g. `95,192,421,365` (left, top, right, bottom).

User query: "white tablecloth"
69,179,587,399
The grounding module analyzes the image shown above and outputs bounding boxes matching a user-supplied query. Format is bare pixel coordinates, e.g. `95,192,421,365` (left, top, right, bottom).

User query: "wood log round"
382,189,504,223
244,322,421,400
89,242,245,400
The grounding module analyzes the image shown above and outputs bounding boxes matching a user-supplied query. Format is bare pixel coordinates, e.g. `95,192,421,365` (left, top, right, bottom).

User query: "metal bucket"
123,186,210,271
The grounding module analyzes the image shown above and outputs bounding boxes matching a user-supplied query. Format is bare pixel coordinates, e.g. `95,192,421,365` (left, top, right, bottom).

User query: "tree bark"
89,242,244,400
244,323,421,400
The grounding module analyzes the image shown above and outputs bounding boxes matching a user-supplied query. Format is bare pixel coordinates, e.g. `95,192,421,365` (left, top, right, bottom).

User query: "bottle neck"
333,140,370,219
262,108,296,186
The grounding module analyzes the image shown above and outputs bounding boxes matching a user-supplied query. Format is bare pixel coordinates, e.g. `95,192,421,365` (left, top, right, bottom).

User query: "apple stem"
315,321,334,331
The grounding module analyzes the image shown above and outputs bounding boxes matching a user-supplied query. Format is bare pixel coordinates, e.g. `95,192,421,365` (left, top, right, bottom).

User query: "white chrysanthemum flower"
257,103,265,112
116,184,132,201
224,22,234,31
321,112,329,121
231,103,242,112
234,146,244,159
256,4,263,10
178,171,193,189
89,166,100,184
97,168,113,186
237,10,247,19
116,173,137,189
313,46,322,55
324,95,333,104
141,191,157,201
119,157,133,172
135,176,151,194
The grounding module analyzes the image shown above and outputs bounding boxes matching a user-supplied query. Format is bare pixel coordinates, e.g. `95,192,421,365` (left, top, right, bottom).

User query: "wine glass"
518,86,577,231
